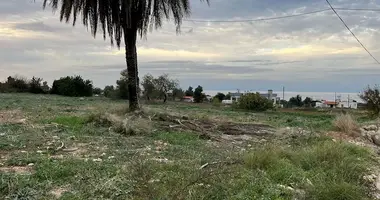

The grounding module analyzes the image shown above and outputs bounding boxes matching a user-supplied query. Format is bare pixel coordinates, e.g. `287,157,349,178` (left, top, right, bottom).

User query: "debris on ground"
50,186,70,199
0,109,26,125
0,166,33,175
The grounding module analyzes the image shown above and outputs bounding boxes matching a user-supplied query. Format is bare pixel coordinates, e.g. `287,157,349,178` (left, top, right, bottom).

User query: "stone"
27,163,34,166
92,158,102,162
372,134,380,146
364,125,378,131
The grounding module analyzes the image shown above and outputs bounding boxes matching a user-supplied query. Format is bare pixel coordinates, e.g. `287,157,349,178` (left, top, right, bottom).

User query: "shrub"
103,85,115,98
28,76,45,94
51,75,93,97
193,85,204,103
333,114,360,137
360,85,380,117
87,112,152,135
5,76,29,93
235,92,273,111
212,98,221,107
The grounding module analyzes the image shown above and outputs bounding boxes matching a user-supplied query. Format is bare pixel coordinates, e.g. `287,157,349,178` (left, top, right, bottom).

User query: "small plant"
212,98,221,107
333,113,360,137
234,92,273,112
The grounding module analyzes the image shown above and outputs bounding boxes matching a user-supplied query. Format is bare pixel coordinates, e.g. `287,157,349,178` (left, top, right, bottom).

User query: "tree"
141,74,156,101
116,70,129,100
93,87,102,95
185,87,194,96
193,85,203,103
51,75,93,97
225,93,231,100
29,76,44,94
289,95,303,107
41,81,50,93
303,97,313,107
42,0,209,111
360,85,380,116
235,92,273,111
214,93,226,102
172,88,185,101
6,76,28,93
153,74,178,103
103,85,115,98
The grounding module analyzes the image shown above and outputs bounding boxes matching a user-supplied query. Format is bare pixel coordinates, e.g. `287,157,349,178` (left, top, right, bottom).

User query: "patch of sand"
0,166,33,174
0,109,26,125
50,186,70,199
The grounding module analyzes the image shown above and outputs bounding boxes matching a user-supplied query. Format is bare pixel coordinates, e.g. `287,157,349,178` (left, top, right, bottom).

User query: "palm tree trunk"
124,28,139,111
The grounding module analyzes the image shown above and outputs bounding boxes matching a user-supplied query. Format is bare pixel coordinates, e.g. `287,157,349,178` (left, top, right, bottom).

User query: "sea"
204,90,362,102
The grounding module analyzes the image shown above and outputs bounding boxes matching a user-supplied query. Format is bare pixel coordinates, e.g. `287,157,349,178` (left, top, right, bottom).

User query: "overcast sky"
1,0,380,93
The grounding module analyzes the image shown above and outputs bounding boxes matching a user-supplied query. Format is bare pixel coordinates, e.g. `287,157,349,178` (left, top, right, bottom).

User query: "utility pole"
283,86,285,100
348,94,350,108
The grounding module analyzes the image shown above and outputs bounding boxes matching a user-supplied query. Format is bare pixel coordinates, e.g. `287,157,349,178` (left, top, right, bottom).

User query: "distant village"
180,89,361,109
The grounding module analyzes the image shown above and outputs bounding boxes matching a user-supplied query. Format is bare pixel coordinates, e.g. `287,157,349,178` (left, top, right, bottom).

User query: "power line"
325,0,380,64
335,8,380,12
184,9,331,23
183,8,380,23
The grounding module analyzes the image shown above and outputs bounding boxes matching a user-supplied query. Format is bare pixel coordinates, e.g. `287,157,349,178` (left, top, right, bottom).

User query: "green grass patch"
244,140,373,200
50,116,87,131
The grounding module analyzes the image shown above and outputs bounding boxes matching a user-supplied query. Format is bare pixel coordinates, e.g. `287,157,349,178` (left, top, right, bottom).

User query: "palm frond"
42,0,209,48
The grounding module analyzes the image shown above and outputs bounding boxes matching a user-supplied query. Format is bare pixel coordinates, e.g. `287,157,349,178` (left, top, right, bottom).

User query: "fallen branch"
199,160,242,170
55,141,65,151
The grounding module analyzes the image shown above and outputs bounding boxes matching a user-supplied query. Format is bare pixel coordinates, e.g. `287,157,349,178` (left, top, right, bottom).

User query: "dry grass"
333,114,360,137
87,112,153,135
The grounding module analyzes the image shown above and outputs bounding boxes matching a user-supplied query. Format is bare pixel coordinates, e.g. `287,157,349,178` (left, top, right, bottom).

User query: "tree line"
0,71,208,103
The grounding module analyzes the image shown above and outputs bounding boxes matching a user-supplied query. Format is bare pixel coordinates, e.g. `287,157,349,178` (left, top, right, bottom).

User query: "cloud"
1,0,380,92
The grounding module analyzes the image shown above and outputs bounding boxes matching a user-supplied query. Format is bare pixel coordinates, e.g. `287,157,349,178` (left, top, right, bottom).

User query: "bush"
333,114,360,137
235,92,273,111
360,85,380,117
193,85,204,103
51,75,93,97
28,76,45,94
3,76,29,93
212,98,221,107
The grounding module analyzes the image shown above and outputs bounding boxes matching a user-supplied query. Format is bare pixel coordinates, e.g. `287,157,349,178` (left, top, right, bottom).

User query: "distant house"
181,96,194,102
337,100,358,109
315,99,357,109
223,90,279,104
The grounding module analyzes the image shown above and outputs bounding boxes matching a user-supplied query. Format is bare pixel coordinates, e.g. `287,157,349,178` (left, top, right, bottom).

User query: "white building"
337,100,358,109
314,99,357,109
223,90,279,105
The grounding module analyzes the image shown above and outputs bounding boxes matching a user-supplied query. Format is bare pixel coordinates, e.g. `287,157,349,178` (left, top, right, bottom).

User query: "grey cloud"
0,0,42,16
12,21,62,32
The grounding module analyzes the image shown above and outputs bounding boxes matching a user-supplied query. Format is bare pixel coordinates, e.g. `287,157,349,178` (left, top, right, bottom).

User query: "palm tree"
40,0,209,111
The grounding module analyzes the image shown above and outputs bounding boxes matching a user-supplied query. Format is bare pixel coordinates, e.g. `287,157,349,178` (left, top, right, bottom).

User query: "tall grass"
244,139,372,200
333,114,360,137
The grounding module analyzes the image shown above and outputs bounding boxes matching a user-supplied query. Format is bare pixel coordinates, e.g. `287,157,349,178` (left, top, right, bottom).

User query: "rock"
376,176,380,191
27,163,34,166
79,97,85,100
92,158,102,162
364,125,378,131
372,135,380,146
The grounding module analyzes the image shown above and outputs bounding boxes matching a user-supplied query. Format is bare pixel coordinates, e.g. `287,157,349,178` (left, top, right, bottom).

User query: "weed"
333,113,360,136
